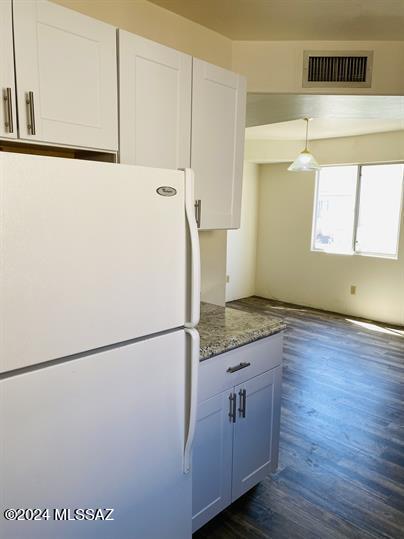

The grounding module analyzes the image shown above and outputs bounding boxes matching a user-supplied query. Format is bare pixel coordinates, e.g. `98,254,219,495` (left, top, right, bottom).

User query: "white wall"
226,162,259,301
200,231,227,306
54,0,232,68
254,131,404,325
232,40,404,94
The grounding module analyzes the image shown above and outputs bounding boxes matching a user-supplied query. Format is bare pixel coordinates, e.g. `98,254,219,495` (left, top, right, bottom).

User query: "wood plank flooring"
193,296,404,539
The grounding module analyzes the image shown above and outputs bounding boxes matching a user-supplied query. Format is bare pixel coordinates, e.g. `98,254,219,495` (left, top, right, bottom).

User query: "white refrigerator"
0,152,200,539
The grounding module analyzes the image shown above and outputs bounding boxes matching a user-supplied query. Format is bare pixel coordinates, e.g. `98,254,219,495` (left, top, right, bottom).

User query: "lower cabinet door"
232,367,282,501
192,390,234,532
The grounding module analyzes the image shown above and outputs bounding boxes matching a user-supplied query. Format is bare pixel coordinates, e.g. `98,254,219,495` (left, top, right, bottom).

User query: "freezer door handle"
183,168,200,328
183,327,200,474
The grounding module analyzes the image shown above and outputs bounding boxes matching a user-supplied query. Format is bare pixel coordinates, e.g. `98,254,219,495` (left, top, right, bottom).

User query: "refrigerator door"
0,153,188,373
0,330,191,539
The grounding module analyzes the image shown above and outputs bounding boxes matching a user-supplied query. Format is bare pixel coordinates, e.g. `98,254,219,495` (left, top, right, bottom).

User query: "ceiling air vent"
303,51,373,88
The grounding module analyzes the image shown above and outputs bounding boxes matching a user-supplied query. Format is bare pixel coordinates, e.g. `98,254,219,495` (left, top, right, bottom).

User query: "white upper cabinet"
0,0,17,139
119,30,191,168
191,59,246,230
13,0,118,151
3,3,245,227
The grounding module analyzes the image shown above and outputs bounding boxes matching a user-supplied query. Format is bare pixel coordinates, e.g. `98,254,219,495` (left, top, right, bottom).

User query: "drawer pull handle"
227,362,251,374
238,389,247,418
229,392,236,423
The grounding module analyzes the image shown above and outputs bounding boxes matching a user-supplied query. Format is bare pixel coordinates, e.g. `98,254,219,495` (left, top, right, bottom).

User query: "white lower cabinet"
232,368,282,500
192,391,233,532
192,334,283,532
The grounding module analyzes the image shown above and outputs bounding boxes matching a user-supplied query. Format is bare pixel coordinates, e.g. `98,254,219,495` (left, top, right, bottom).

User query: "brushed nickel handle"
227,362,251,374
3,87,13,133
194,199,201,228
26,91,36,135
229,392,236,423
238,389,246,418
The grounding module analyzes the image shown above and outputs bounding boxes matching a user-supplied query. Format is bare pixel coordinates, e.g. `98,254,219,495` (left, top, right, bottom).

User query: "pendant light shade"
288,118,320,172
288,149,321,171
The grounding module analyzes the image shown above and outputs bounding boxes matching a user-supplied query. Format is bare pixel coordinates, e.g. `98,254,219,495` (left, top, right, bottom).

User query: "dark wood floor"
193,296,404,539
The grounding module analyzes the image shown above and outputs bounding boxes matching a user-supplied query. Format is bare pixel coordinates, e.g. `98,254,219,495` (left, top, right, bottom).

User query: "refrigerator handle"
183,327,200,474
183,168,200,328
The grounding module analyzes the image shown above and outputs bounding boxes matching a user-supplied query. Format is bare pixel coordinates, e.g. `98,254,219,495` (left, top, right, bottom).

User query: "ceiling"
148,0,404,41
245,118,404,141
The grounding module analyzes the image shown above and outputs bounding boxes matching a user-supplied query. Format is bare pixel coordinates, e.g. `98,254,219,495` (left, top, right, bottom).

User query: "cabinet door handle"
229,392,236,423
3,87,13,133
227,362,251,374
238,389,246,418
194,199,201,228
26,91,36,135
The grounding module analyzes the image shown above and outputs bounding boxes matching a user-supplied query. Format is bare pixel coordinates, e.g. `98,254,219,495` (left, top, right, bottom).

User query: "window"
312,163,404,258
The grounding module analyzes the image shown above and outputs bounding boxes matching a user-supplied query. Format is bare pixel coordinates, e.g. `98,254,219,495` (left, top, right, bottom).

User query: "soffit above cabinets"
148,0,404,41
246,94,404,128
245,118,404,142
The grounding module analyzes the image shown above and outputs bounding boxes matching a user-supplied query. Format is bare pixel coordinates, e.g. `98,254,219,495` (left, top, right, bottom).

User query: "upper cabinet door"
13,0,118,151
0,0,17,139
191,59,246,230
119,30,191,169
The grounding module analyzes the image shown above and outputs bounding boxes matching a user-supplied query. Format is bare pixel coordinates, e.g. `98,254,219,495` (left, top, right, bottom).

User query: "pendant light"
288,118,320,172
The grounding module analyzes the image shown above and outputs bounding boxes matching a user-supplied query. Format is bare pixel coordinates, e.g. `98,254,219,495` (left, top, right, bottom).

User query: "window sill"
311,248,399,261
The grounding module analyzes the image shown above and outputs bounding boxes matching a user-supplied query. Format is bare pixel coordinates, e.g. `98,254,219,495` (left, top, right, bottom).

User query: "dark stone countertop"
198,302,286,361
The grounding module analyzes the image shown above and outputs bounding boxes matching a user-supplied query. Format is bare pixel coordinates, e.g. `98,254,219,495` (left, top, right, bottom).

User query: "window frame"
311,162,404,260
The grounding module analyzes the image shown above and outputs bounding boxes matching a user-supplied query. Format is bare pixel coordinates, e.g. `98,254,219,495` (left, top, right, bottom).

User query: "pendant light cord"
304,118,309,151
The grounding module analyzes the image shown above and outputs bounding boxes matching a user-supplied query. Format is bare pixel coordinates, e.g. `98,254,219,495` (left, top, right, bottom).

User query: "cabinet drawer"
198,332,283,403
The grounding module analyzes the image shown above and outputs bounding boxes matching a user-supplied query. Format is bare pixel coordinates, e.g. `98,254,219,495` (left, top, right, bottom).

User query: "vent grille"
303,51,373,88
308,56,367,83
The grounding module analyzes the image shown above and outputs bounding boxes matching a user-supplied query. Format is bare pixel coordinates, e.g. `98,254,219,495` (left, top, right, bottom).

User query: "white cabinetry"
118,36,246,229
232,368,282,500
4,2,247,224
191,59,246,230
0,0,17,139
193,334,283,532
12,0,118,150
192,391,233,531
119,30,191,169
